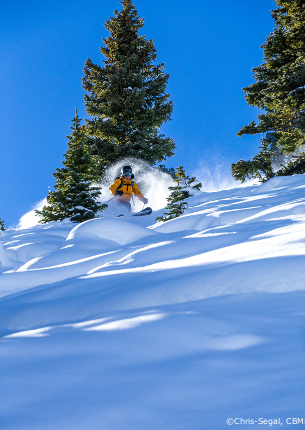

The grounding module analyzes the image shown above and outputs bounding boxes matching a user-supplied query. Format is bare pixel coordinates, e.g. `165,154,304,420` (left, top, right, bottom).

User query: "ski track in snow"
1,175,305,429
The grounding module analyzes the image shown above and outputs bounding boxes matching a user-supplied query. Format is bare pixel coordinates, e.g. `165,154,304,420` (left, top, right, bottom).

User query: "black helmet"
121,165,132,176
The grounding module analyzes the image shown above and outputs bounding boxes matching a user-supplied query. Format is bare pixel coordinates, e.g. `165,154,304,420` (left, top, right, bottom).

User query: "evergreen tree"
232,0,305,182
232,138,274,183
156,165,201,222
0,219,5,231
175,165,202,190
82,0,175,175
36,110,107,223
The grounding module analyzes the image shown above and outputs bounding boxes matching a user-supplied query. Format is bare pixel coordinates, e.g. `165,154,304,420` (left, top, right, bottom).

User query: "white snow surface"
1,174,305,429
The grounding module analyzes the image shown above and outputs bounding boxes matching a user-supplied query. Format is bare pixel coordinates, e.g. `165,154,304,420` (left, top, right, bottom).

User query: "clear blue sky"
1,0,275,227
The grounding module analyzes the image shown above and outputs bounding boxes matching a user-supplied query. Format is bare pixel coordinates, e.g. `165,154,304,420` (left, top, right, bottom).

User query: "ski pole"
105,195,118,204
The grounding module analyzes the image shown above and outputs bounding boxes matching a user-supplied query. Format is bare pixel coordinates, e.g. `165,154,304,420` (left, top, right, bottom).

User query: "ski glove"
142,197,148,204
116,190,124,196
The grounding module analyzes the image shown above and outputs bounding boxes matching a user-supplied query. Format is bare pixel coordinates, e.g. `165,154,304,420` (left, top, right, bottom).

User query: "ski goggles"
123,171,132,176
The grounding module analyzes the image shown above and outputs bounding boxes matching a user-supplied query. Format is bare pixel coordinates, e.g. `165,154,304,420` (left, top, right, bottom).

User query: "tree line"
3,0,304,229
232,0,305,182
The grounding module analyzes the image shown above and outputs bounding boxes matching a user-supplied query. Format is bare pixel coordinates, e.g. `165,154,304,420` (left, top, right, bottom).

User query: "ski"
132,207,152,216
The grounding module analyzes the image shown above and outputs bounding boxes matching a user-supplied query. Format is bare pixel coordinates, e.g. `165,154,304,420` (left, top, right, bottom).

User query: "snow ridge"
1,175,305,429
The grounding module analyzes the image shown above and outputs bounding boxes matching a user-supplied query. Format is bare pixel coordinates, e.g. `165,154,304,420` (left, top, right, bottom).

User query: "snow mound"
0,242,14,268
66,217,156,245
255,174,305,192
1,174,305,428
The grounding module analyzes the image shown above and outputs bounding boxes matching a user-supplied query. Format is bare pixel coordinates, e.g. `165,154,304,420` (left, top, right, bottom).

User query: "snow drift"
1,174,305,430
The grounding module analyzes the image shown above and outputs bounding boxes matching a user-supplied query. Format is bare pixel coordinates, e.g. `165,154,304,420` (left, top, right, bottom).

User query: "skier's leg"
116,199,131,214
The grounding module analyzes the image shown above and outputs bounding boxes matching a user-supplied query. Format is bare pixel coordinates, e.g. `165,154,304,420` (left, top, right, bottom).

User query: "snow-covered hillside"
1,175,305,429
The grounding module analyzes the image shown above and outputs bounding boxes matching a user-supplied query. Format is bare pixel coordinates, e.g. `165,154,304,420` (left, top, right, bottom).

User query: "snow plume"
271,144,305,172
17,198,47,230
16,160,173,228
98,158,174,212
193,159,256,192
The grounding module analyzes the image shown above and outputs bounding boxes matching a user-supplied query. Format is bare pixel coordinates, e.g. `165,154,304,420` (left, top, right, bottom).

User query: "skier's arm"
109,179,122,196
134,183,147,202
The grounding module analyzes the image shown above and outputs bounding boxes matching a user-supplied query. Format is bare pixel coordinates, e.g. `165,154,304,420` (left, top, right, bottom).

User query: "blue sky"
1,0,275,227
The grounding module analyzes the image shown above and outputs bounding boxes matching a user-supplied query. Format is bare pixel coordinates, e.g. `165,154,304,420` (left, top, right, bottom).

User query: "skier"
109,165,148,213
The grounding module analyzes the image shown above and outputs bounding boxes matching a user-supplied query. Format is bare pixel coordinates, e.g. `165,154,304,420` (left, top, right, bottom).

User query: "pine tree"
232,0,305,182
0,219,5,231
36,110,107,223
175,165,202,190
232,138,274,183
156,165,201,222
82,0,175,175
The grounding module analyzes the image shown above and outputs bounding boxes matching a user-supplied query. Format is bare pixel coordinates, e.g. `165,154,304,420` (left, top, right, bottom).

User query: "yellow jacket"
109,176,144,202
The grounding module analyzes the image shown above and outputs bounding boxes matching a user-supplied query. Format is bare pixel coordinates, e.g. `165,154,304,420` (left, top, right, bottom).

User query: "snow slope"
1,175,305,429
